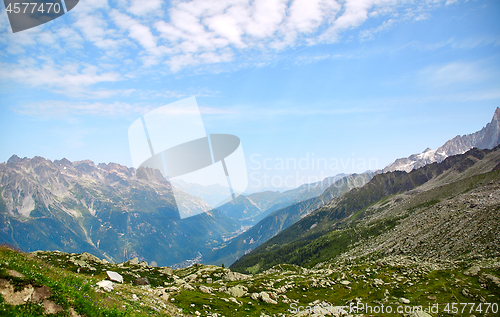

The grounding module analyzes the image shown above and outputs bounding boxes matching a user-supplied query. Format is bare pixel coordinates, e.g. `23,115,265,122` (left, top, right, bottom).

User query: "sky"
0,0,499,192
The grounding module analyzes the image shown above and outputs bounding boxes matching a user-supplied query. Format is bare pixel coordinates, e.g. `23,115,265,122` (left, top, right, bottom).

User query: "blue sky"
0,0,499,192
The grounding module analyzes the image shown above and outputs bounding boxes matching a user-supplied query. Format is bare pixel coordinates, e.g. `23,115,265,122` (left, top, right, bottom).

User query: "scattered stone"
480,273,500,288
225,270,251,281
131,294,139,301
399,297,410,304
182,283,195,291
199,285,213,294
129,257,139,265
340,280,351,286
462,288,472,299
42,299,63,314
464,266,481,276
259,292,277,304
410,312,433,317
206,278,213,284
159,267,173,276
373,278,384,286
69,307,82,317
106,271,123,283
6,269,25,278
80,252,101,264
0,279,34,305
228,297,241,305
32,286,52,302
96,280,114,292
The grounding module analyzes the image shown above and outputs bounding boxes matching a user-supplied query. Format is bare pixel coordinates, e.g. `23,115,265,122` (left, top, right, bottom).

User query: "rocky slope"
1,245,499,317
231,146,500,274
384,107,500,173
0,156,240,267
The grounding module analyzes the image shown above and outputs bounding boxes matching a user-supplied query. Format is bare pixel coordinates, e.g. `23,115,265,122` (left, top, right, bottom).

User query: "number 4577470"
5,2,61,14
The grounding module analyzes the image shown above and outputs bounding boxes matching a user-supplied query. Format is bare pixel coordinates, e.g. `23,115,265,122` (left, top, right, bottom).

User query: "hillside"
2,245,499,317
231,146,500,274
202,172,375,266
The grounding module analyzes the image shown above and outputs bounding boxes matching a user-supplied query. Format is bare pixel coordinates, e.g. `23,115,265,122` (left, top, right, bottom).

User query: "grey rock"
134,277,149,285
227,285,247,298
129,257,139,265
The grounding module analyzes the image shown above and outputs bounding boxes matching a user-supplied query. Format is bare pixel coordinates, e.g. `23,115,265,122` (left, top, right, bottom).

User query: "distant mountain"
203,172,375,266
170,179,233,208
231,146,500,273
384,107,500,172
0,156,240,266
215,173,349,227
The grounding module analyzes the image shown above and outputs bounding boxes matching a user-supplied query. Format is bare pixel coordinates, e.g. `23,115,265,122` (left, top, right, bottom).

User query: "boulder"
80,252,102,263
225,270,251,281
159,267,173,276
227,285,248,298
464,266,481,276
96,280,113,292
106,271,123,283
42,299,63,314
259,292,277,304
134,277,149,285
199,286,213,294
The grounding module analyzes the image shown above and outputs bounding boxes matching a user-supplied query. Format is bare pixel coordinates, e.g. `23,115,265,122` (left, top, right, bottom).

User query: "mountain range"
0,156,240,266
231,145,500,273
0,156,352,267
384,107,500,172
1,107,500,272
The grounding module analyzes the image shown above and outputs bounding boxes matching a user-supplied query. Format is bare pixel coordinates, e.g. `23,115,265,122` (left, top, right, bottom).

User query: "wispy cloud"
419,60,499,87
14,100,233,118
0,60,124,98
14,101,151,117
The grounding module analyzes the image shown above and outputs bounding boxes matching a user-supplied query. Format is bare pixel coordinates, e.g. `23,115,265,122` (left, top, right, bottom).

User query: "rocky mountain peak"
6,154,22,165
384,107,500,173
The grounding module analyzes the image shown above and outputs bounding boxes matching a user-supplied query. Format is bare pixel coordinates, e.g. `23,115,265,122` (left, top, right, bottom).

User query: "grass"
1,245,499,316
0,245,161,317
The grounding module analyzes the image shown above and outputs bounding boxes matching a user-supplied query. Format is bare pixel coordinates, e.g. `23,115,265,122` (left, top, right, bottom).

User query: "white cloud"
420,60,497,87
0,0,469,84
359,18,397,41
0,60,123,97
128,0,164,17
